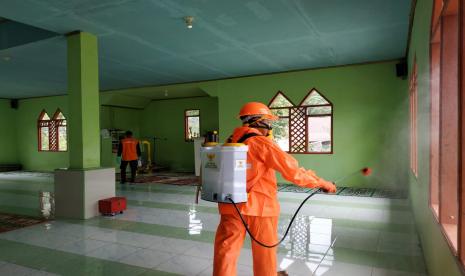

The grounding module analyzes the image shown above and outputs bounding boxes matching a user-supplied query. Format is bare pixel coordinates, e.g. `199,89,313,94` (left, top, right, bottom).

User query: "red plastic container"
99,197,127,215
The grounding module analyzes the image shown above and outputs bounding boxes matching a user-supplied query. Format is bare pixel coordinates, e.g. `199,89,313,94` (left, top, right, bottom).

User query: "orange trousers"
213,213,278,276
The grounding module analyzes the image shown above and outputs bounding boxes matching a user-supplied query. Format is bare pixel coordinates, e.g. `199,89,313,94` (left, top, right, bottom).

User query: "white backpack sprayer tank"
200,143,248,203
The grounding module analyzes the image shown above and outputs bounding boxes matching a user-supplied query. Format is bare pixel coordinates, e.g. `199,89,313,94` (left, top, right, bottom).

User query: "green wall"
12,97,144,171
141,97,219,172
407,0,462,275
201,61,408,187
0,99,18,164
16,96,69,171
9,61,409,188
100,106,142,137
100,105,143,168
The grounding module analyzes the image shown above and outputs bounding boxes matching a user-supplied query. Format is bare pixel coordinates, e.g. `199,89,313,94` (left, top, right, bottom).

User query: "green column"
67,32,100,169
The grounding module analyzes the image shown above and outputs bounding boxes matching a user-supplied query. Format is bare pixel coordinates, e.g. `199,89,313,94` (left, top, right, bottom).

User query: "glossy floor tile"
0,172,427,275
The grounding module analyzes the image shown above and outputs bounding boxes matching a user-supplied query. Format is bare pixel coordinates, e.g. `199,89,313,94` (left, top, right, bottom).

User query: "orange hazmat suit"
213,126,336,276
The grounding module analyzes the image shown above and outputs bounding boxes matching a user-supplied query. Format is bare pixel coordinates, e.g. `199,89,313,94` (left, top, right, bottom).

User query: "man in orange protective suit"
213,102,337,276
117,130,141,184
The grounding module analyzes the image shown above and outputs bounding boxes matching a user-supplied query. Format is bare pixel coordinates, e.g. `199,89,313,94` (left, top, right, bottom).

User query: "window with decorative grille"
269,89,333,154
38,109,67,152
269,92,293,151
38,110,50,151
52,109,67,151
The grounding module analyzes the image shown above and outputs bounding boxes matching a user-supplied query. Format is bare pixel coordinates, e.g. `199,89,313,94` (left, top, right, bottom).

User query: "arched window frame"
52,109,68,152
37,109,67,152
299,88,334,154
37,110,51,151
268,89,333,154
268,91,295,152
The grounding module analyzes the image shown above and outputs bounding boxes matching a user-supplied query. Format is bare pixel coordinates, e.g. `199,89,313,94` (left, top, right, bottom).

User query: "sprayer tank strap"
237,133,262,143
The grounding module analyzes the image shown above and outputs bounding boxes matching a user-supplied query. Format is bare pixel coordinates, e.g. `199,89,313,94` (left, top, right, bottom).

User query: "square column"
67,31,100,169
55,31,115,219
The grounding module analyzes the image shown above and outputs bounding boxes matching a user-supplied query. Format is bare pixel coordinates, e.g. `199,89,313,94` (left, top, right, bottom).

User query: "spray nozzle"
361,167,372,176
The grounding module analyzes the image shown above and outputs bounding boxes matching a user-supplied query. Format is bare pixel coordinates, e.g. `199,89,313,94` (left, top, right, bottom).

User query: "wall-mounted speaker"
10,99,18,109
396,60,408,79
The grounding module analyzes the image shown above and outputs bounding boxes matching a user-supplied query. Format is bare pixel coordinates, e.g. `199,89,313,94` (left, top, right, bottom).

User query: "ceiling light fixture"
184,16,194,29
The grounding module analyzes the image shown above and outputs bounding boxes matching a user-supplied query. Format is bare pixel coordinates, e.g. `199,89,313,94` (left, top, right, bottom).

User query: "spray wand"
332,167,372,184
227,167,372,248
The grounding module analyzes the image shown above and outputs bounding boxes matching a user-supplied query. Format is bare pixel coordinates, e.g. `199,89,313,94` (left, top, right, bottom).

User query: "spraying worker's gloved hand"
318,180,337,193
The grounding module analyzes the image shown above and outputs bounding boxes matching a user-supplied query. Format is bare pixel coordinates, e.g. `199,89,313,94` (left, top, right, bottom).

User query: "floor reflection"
39,191,54,219
279,215,335,274
188,204,203,235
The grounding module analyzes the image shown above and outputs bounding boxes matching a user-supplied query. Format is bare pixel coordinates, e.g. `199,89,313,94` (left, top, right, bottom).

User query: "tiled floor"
0,172,427,275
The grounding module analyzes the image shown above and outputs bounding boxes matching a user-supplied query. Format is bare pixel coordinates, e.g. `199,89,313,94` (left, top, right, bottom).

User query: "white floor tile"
16,231,79,250
155,254,211,275
149,237,199,254
334,233,379,251
237,264,254,276
182,242,215,259
237,248,253,266
279,244,330,265
89,230,164,248
372,267,426,276
26,222,103,239
278,253,318,275
118,248,177,268
313,260,372,276
197,264,253,276
55,239,109,255
333,227,380,240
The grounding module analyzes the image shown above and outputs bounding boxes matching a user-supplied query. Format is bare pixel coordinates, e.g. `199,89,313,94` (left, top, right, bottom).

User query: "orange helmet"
238,102,278,121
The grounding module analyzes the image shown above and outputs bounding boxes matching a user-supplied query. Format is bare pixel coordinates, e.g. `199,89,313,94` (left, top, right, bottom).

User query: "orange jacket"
219,127,325,217
119,138,140,161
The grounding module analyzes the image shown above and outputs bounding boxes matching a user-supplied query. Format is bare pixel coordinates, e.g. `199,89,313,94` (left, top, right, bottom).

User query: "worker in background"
213,102,337,276
117,130,141,184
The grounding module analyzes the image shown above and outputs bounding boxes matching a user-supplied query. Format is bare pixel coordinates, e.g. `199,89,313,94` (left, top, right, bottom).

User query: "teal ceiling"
0,0,411,99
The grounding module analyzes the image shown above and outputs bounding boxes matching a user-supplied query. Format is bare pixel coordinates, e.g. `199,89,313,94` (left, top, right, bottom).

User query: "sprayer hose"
226,188,321,248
